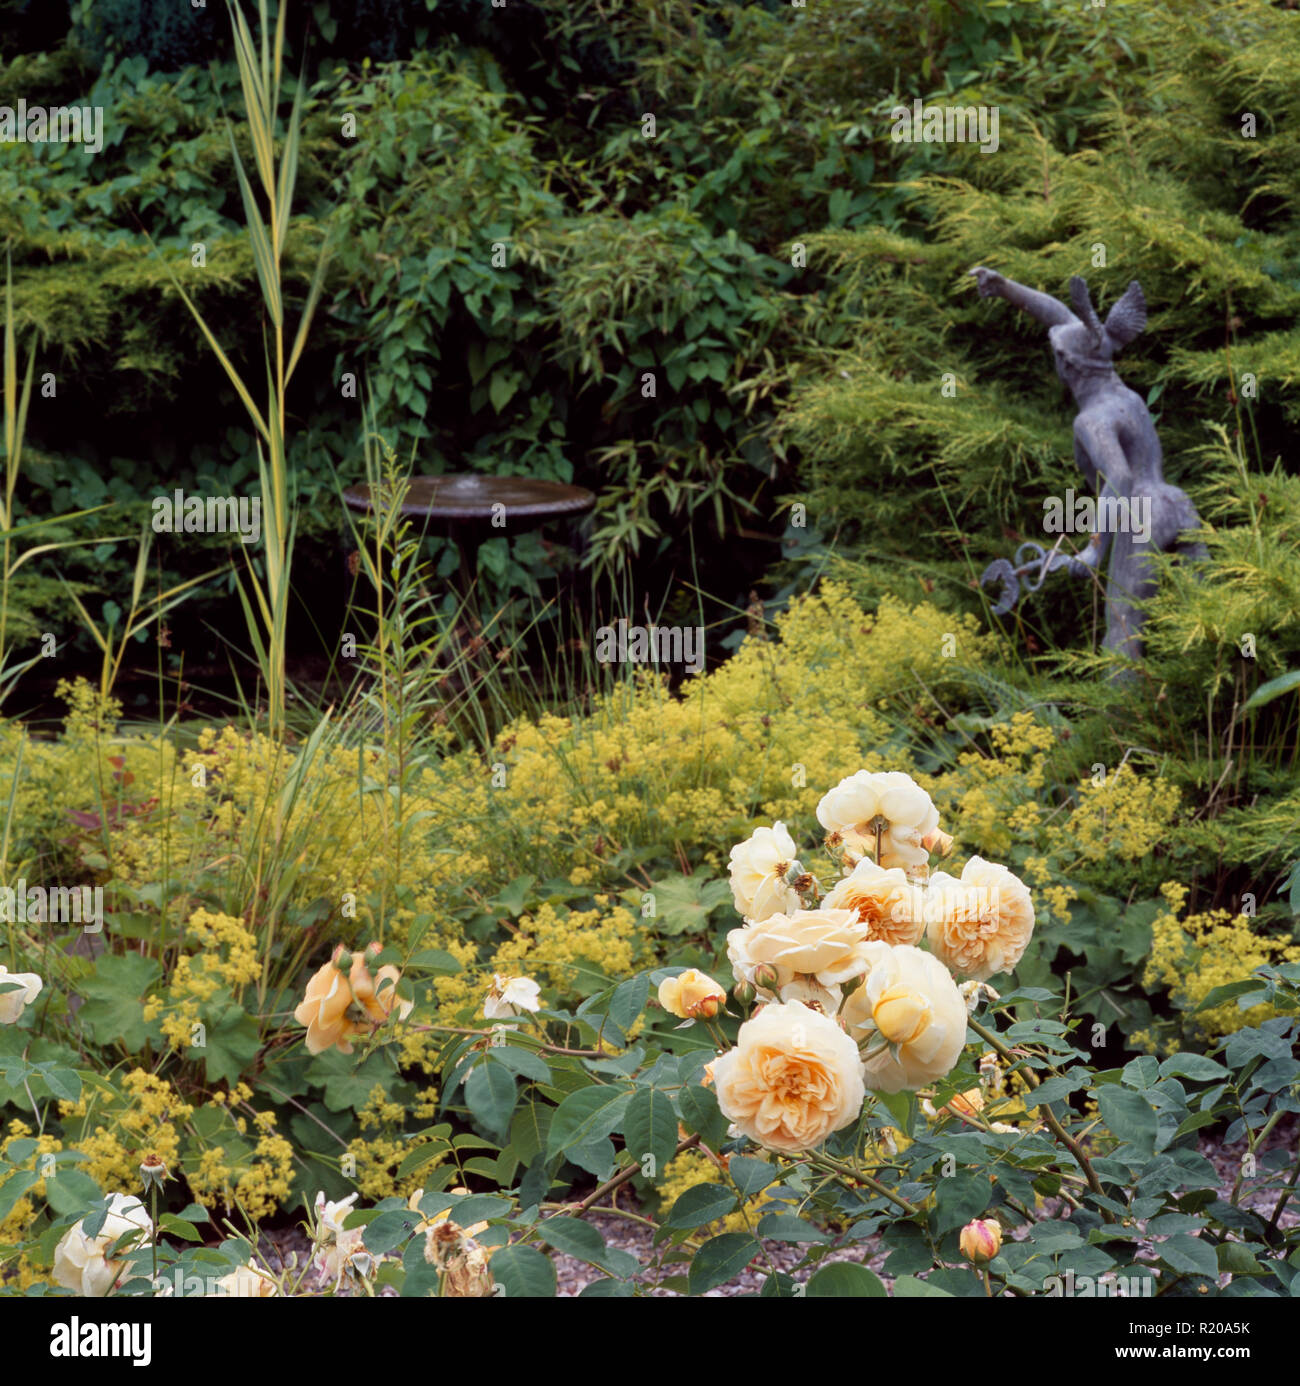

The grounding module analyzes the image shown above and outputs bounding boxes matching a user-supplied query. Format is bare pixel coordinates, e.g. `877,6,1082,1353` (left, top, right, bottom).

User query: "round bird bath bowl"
342,474,596,625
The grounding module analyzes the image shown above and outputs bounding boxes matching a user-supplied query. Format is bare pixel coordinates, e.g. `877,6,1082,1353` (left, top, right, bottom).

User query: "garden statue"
969,267,1206,670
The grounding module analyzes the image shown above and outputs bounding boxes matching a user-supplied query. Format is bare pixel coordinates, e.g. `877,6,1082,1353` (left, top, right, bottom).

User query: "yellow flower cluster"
432,901,647,1024
180,1087,295,1222
57,1069,194,1189
941,712,1059,859
141,908,262,1054
1057,764,1181,865
476,585,990,881
48,1071,302,1222
1139,881,1300,1047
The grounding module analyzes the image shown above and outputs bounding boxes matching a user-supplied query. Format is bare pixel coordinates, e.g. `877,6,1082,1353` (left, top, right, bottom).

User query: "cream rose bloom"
0,966,42,1025
483,974,542,1019
823,858,926,947
925,857,1035,981
52,1193,152,1296
843,942,967,1093
658,969,726,1020
728,822,803,921
711,1001,865,1154
816,770,940,873
727,907,869,998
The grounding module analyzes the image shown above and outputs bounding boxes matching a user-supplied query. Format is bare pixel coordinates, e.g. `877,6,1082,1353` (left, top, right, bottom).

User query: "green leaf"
579,1276,635,1297
0,1169,38,1223
646,871,733,935
1242,668,1300,712
43,1170,102,1216
202,1006,262,1088
1193,981,1267,1015
756,1212,832,1244
464,1059,519,1142
545,1087,631,1160
1159,1234,1219,1279
933,1173,993,1236
729,1156,780,1197
488,369,521,414
1174,1111,1221,1138
489,1243,556,1298
536,1216,639,1277
665,1182,737,1229
1030,1069,1087,1108
608,975,649,1034
806,1262,887,1296
1217,1242,1266,1276
311,1048,402,1115
158,1214,203,1243
76,953,162,1050
39,1068,82,1103
396,1139,451,1182
1098,1086,1158,1156
485,1046,551,1085
491,875,535,917
688,1233,758,1293
623,1087,678,1174
363,1208,419,1256
678,1083,729,1148
1159,1054,1229,1082
893,1274,954,1297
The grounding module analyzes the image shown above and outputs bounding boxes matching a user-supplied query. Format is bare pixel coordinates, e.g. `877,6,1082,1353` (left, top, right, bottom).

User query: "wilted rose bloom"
0,965,42,1025
843,942,967,1093
823,858,926,947
728,822,804,921
211,1262,279,1297
425,1219,495,1296
711,1000,866,1154
727,907,869,998
294,942,414,1055
658,969,726,1020
52,1193,152,1296
408,1186,488,1238
816,770,941,874
313,1190,373,1285
925,857,1035,982
959,1218,1002,1265
483,973,542,1019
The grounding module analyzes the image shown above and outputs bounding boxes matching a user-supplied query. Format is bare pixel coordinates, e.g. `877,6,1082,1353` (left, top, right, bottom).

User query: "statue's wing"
1069,276,1105,348
1104,281,1147,351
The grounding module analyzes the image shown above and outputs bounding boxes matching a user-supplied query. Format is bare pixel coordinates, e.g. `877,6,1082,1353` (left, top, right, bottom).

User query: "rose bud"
959,1218,1002,1265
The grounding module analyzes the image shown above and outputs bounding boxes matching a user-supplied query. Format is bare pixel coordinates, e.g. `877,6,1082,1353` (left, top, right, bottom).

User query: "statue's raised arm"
969,266,1074,328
